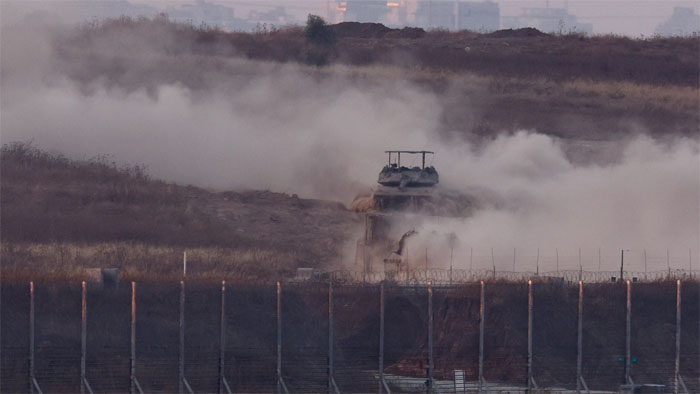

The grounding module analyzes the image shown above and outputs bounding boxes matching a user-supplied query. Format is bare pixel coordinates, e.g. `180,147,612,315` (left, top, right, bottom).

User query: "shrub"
305,47,331,66
305,14,335,46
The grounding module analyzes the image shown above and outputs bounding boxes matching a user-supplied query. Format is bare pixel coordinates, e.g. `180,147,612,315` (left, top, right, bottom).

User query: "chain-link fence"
2,279,699,393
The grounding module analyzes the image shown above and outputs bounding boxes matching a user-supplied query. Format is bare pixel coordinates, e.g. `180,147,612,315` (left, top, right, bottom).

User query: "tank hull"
372,185,434,212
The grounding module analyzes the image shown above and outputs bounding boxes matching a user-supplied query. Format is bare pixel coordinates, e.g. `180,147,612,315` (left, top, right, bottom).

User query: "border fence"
326,268,700,285
1,278,699,394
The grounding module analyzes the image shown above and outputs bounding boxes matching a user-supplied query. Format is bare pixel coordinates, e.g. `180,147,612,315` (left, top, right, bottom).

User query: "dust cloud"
1,13,698,271
394,133,699,272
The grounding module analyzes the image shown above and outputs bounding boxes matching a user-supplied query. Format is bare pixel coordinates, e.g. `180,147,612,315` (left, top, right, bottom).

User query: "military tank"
351,150,474,216
350,150,475,279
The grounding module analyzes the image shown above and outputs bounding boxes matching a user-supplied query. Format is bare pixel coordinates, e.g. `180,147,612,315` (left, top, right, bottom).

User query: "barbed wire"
1,279,698,393
324,268,699,285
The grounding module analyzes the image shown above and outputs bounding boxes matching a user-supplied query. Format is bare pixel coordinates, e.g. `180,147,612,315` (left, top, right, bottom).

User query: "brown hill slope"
0,143,359,282
47,17,699,139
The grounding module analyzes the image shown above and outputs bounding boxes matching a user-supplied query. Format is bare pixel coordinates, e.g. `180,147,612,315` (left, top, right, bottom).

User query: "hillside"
43,17,699,141
1,17,700,280
65,17,699,87
1,16,698,393
0,143,359,282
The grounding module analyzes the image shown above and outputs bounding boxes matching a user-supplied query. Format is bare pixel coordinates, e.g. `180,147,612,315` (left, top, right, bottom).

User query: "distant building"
343,0,390,23
414,1,499,31
456,2,499,31
502,7,593,35
331,0,498,31
249,6,290,27
24,0,159,24
166,0,244,30
416,1,455,29
655,7,700,36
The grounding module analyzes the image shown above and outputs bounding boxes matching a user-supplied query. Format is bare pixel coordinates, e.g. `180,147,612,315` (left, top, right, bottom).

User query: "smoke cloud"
1,12,698,271
398,133,699,272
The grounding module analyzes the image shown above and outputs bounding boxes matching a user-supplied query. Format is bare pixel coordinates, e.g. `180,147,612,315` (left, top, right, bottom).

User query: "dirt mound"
330,22,425,39
385,26,426,39
0,143,360,279
329,22,390,38
487,27,549,38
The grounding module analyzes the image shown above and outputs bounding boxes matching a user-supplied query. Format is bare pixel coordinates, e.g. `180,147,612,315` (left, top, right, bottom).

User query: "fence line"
326,268,699,285
2,279,699,393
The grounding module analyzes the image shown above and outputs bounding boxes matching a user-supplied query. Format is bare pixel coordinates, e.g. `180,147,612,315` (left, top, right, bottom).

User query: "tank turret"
377,150,438,188
373,151,438,211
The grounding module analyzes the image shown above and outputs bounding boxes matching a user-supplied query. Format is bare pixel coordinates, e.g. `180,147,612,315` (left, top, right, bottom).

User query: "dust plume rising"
1,14,439,201
1,13,698,272
397,133,699,272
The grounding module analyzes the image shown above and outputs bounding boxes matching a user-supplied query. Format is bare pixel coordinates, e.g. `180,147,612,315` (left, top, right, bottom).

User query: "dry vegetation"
0,242,302,284
53,16,699,139
1,17,698,393
2,16,698,282
0,142,357,283
70,15,698,87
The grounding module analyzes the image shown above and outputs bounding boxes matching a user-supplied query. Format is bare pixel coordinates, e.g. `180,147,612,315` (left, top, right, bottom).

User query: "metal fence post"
579,249,583,282
29,281,35,394
625,279,632,384
427,281,433,393
277,281,282,394
478,281,484,393
130,282,136,394
179,280,185,394
328,281,334,394
527,280,533,391
378,282,385,394
81,281,87,394
469,248,473,276
577,280,583,394
674,280,681,394
220,280,226,394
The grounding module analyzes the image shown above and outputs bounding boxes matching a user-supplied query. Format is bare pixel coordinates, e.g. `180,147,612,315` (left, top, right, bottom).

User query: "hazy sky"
177,0,700,36
5,0,698,36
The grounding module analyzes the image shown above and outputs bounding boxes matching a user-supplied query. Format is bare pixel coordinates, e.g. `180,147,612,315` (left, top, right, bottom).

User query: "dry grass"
562,79,699,112
62,16,699,87
0,241,298,283
48,17,698,138
4,18,698,283
311,61,698,113
323,62,699,137
2,142,247,247
0,142,335,283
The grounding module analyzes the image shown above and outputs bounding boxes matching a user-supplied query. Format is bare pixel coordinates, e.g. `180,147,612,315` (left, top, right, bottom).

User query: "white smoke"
402,133,699,272
1,12,698,272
